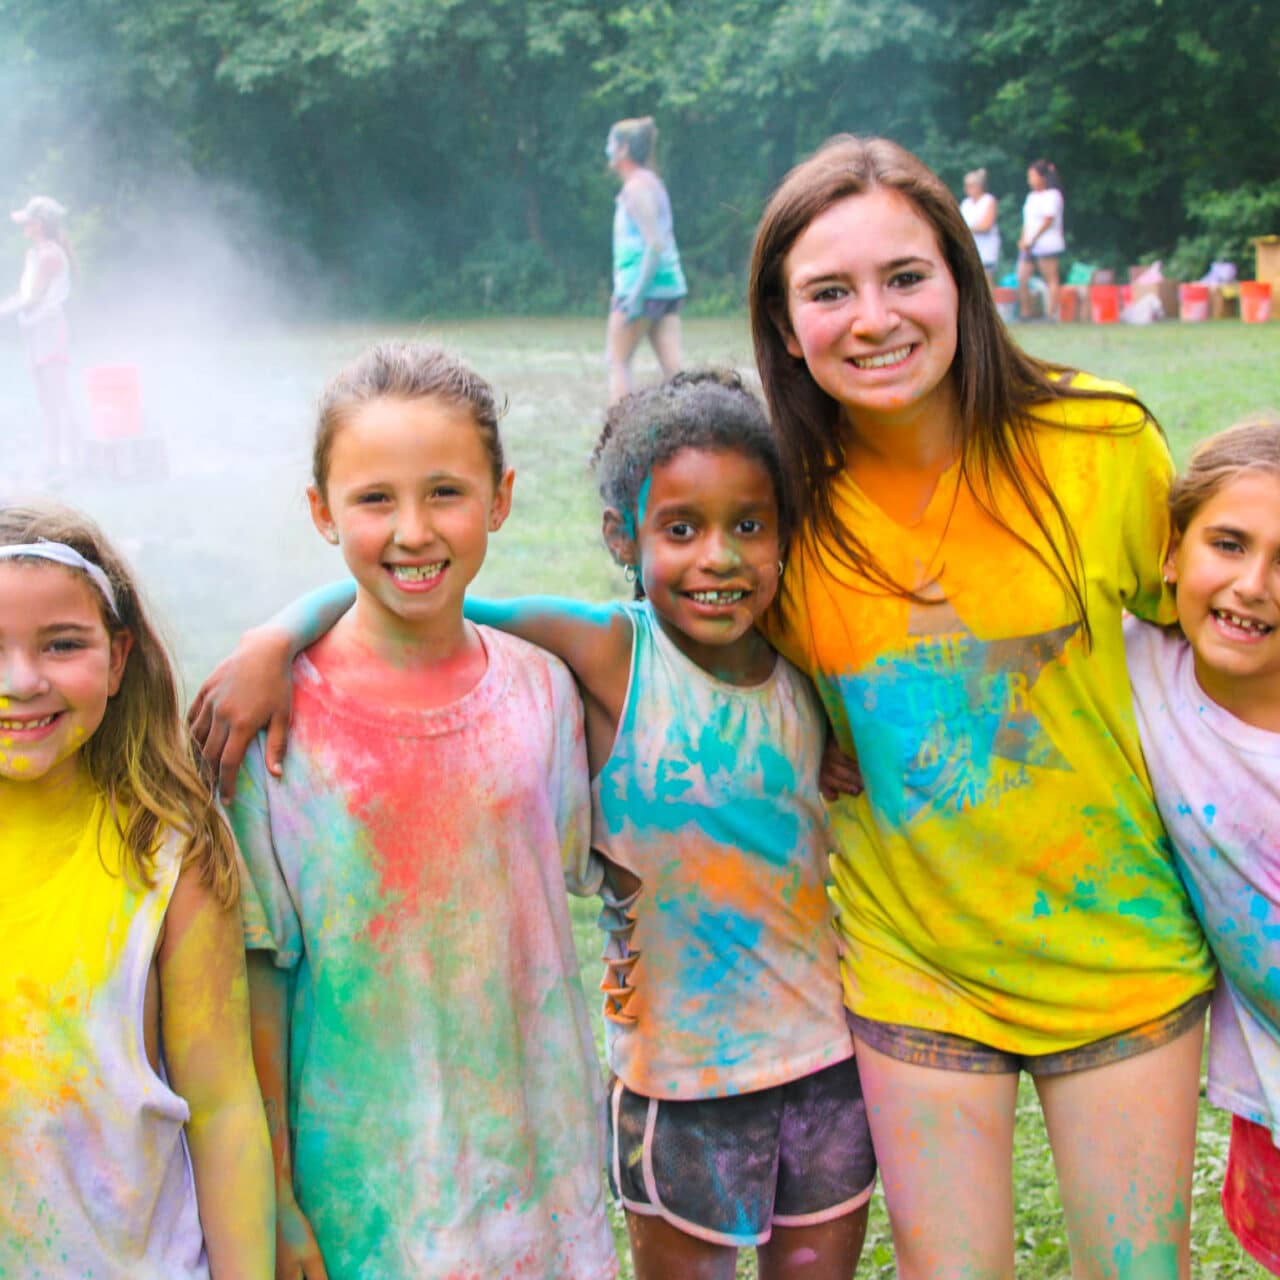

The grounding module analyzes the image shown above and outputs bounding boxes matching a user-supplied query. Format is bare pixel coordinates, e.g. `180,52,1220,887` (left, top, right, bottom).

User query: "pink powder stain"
295,678,529,948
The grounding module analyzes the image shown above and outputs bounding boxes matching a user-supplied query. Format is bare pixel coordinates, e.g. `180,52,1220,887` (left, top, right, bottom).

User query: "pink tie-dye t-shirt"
1127,617,1280,1141
229,627,616,1280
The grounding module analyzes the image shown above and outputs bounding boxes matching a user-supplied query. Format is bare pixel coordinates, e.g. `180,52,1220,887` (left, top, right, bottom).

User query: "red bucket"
84,365,143,440
1058,286,1080,323
1241,281,1273,324
1178,284,1210,323
1090,285,1121,325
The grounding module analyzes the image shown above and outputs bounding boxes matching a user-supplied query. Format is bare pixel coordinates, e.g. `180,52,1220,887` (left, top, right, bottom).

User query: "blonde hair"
1170,416,1280,535
0,502,239,906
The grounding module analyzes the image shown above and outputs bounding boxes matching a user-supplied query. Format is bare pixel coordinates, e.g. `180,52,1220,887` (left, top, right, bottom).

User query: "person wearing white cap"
1,196,78,474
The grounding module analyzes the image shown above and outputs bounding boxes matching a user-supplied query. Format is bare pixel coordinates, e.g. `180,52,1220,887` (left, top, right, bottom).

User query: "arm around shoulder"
467,595,633,714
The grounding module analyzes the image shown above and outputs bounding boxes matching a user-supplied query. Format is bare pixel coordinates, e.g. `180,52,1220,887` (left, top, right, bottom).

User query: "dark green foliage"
2,0,1276,313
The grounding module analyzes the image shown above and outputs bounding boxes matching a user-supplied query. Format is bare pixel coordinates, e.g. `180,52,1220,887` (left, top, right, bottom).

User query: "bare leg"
853,1035,1019,1279
33,362,77,469
626,1211,738,1280
1039,257,1061,321
757,1206,869,1279
1017,255,1035,319
1037,1019,1203,1280
646,311,684,379
606,309,654,404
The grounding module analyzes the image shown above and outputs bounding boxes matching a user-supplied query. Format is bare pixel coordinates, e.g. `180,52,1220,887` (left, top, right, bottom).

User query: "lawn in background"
4,314,1276,1277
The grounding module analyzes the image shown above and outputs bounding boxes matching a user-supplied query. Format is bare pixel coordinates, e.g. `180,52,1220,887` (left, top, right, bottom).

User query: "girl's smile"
612,447,780,684
781,187,961,445
0,563,129,789
1166,471,1280,727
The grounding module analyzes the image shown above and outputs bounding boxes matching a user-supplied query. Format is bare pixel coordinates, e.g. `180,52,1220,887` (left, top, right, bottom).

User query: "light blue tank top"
612,174,687,301
591,602,852,1100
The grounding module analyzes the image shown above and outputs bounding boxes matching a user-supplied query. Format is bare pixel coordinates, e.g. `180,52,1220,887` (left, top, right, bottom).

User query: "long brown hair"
748,134,1155,641
0,502,238,905
1169,416,1280,536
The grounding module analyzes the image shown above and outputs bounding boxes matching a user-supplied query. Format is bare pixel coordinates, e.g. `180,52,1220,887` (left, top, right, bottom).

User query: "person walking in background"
960,168,1001,285
604,117,687,404
0,196,78,476
1017,159,1064,320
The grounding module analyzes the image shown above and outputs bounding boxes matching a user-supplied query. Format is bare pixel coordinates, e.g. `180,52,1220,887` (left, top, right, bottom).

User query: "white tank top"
0,804,209,1279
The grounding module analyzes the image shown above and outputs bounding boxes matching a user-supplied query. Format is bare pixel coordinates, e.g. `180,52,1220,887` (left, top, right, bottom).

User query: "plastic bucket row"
993,281,1273,324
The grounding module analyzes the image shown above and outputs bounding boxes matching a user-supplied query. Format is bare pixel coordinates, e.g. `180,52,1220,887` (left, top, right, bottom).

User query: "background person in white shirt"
961,167,1001,285
1017,159,1064,320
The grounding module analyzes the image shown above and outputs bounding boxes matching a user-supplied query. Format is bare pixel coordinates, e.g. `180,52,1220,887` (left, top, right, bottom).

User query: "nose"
1234,553,1270,601
850,286,899,339
699,529,743,573
393,503,435,549
0,648,50,699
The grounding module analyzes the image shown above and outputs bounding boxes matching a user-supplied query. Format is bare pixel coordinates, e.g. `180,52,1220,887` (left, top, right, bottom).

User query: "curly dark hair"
593,368,787,529
591,369,787,599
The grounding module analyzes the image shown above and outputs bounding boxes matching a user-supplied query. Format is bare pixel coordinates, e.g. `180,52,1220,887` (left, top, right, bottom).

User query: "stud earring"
324,530,339,545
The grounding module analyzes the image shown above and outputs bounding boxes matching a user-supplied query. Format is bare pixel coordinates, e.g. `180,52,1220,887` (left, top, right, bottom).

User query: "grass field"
3,314,1277,1276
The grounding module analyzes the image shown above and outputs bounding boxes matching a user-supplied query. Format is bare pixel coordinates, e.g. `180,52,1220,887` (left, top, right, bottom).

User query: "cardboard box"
1130,280,1180,319
1254,236,1280,288
1210,285,1239,320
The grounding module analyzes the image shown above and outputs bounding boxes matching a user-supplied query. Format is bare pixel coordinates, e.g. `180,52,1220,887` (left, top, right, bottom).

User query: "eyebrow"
790,255,932,289
1202,523,1249,539
37,622,97,636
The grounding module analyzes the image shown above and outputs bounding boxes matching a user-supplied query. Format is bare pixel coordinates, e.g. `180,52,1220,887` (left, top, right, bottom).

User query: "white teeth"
389,563,444,583
689,590,745,604
1214,609,1273,634
852,346,912,369
0,714,56,730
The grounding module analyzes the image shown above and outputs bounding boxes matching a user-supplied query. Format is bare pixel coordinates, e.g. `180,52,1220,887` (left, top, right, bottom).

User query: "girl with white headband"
0,501,274,1278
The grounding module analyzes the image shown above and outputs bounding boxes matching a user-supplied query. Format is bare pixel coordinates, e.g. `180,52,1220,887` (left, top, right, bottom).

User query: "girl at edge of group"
605,115,687,405
0,502,274,1278
1126,417,1280,1276
749,134,1214,1279
188,368,875,1280
219,342,616,1280
1016,158,1065,321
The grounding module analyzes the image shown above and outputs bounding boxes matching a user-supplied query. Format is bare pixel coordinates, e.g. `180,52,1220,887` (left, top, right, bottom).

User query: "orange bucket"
84,365,143,440
1090,285,1120,324
1240,281,1272,324
1178,284,1210,322
992,286,1018,323
1058,285,1080,322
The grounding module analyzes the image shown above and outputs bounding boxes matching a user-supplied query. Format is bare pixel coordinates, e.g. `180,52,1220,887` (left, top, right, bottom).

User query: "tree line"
3,0,1278,314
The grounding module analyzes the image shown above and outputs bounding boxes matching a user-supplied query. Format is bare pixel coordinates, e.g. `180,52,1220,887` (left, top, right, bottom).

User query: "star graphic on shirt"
836,589,1080,824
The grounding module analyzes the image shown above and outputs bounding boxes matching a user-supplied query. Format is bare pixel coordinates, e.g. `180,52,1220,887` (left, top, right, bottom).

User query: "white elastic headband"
0,539,120,618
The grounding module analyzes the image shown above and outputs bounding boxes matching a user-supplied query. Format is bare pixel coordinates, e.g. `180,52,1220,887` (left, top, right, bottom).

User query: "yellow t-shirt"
765,376,1214,1053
